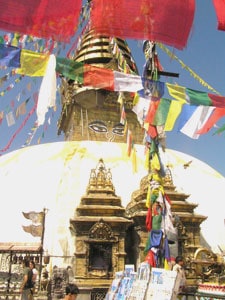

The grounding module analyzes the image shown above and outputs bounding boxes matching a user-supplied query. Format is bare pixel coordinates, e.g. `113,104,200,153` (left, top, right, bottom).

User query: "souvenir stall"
0,242,42,298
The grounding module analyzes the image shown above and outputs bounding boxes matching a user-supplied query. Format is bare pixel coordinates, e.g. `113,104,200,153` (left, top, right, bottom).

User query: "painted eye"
88,121,108,133
112,123,124,136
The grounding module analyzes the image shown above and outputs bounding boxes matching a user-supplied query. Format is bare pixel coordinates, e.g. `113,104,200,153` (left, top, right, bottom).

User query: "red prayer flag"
213,0,225,31
208,93,225,108
126,129,133,157
147,125,158,139
145,100,160,124
83,65,115,90
90,0,195,49
196,107,225,134
145,250,156,267
146,208,152,231
0,0,82,42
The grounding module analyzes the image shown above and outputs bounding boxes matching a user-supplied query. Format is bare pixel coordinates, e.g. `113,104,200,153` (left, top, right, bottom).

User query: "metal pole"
38,207,46,291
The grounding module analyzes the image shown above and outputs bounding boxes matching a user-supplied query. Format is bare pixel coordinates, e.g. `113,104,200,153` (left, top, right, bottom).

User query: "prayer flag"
16,50,49,77
84,65,114,90
126,129,133,157
196,107,225,134
132,146,137,173
177,104,197,131
90,0,195,49
0,0,82,42
213,0,225,31
36,54,56,126
114,71,143,92
167,83,225,107
180,106,214,139
15,101,27,118
145,100,160,125
0,44,21,68
56,57,84,83
142,79,164,100
132,93,151,125
6,111,15,127
164,100,184,131
153,98,171,126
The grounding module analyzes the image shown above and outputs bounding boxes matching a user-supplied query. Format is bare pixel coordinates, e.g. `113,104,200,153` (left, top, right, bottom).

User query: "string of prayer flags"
0,95,37,153
56,58,143,92
0,75,24,97
167,83,225,107
158,43,220,95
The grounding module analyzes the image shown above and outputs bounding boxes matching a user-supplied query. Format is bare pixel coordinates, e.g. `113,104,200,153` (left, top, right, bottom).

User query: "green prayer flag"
56,57,84,83
153,98,171,125
186,88,212,106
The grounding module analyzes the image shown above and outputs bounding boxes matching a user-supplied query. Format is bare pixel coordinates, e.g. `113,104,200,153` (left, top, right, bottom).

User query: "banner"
22,211,44,224
22,224,43,237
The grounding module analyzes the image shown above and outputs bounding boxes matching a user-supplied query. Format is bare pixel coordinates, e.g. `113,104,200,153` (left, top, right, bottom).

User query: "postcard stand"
145,267,179,300
105,264,179,300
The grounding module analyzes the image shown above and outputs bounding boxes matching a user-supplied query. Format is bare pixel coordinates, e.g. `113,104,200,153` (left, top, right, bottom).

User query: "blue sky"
0,0,225,176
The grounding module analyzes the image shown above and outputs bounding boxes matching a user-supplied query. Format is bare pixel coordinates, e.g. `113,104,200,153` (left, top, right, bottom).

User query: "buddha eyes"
88,121,108,133
88,121,124,136
112,123,125,136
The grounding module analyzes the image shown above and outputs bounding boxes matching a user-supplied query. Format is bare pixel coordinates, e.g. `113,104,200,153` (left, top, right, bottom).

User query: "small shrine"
70,158,132,299
125,166,225,289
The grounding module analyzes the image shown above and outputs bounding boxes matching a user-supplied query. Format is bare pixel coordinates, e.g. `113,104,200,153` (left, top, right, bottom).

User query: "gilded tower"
57,30,143,144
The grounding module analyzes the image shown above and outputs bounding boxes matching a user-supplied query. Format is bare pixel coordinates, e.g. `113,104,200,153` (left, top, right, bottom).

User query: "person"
29,260,38,292
172,256,187,299
19,259,34,300
63,283,79,300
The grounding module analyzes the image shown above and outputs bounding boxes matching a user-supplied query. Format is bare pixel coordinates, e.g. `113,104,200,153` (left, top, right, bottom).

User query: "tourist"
63,283,79,300
172,255,187,299
29,260,38,292
19,259,34,300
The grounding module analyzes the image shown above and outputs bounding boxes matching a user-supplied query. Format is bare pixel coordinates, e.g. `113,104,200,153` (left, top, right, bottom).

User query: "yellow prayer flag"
150,152,160,171
16,49,50,77
132,147,137,173
164,258,171,270
164,99,184,131
145,148,150,170
133,92,140,105
117,92,124,105
166,83,187,103
146,184,151,208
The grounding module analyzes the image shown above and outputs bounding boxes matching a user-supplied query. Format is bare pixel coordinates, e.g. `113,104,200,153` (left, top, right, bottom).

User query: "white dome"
0,141,224,258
